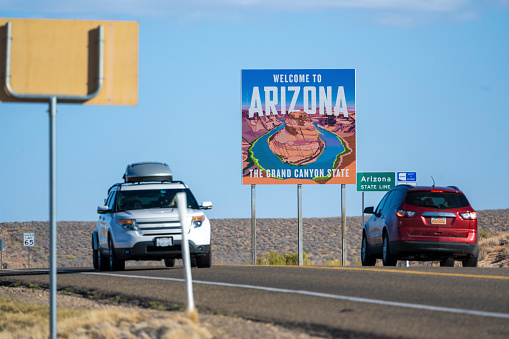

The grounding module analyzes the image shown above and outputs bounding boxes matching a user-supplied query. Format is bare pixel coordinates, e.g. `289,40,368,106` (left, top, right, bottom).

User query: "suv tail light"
459,211,477,220
397,209,418,218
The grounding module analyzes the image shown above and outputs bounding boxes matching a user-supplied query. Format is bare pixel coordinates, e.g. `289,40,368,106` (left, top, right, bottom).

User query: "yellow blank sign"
0,18,138,105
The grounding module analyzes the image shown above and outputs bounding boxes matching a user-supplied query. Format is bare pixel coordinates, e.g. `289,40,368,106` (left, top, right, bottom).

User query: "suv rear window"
405,191,470,209
115,188,199,211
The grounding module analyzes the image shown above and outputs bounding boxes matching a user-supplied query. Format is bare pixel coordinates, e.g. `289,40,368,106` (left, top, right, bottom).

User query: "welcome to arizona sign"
242,69,356,185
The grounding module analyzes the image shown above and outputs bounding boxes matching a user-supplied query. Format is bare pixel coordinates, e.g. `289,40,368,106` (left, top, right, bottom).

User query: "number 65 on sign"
23,233,34,247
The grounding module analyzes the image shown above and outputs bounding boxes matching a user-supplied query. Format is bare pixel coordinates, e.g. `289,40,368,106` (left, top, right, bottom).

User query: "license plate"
431,217,446,225
156,237,173,247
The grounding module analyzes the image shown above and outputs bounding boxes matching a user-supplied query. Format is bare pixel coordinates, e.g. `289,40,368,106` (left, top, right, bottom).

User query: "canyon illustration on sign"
242,69,356,185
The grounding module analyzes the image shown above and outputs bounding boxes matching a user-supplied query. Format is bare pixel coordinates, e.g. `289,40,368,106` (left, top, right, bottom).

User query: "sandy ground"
0,284,319,339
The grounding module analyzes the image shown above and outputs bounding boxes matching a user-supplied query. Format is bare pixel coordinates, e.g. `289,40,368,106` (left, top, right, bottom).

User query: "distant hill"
1,209,508,269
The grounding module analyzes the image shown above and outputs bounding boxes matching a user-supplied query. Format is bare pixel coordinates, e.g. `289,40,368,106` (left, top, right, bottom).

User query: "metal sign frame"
4,22,104,101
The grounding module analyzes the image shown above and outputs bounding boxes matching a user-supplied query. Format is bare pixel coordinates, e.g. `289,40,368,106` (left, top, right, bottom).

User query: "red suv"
361,185,478,267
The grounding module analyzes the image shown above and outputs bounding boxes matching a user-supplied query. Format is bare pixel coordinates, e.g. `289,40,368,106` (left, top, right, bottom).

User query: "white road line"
81,271,509,320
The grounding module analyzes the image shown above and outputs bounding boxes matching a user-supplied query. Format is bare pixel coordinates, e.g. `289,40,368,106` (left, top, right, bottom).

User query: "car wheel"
164,258,175,267
462,254,478,267
197,248,212,268
92,234,99,270
361,234,376,266
382,233,397,266
98,247,109,271
440,257,455,267
108,238,125,271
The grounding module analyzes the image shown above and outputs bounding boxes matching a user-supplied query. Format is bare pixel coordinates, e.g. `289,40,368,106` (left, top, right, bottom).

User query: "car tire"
164,258,175,267
382,233,398,266
98,247,109,271
109,238,125,271
92,234,99,270
462,254,478,267
361,234,376,266
197,248,212,268
440,257,455,267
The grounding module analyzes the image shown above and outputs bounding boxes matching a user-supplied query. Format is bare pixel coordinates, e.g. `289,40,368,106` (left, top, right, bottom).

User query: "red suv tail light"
459,211,477,220
397,209,418,218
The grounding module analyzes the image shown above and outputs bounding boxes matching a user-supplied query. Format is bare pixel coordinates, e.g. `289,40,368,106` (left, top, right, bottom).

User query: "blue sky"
1,1,508,222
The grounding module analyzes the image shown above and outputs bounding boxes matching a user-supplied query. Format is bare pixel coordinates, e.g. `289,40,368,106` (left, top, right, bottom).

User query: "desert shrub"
479,231,509,261
503,246,509,258
325,259,342,266
257,251,310,265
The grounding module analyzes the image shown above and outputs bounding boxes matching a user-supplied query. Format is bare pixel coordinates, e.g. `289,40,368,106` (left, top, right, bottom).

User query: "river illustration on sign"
242,69,356,185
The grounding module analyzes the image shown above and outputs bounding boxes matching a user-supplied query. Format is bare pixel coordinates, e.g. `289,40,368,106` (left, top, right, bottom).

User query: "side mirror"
97,205,111,214
363,206,374,214
200,201,212,210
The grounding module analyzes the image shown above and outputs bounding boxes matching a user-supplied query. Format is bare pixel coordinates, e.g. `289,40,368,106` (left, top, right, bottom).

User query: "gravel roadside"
0,284,319,339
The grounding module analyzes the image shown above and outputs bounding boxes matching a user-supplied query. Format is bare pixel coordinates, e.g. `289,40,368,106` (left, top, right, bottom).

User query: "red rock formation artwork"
268,111,325,166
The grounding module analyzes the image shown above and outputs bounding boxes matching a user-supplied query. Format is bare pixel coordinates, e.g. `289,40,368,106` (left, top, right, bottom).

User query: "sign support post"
251,185,256,265
341,184,347,265
361,192,365,229
0,239,3,269
298,185,303,266
49,96,57,337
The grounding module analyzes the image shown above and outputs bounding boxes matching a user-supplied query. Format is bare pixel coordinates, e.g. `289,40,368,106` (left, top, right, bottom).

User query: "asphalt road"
1,265,508,338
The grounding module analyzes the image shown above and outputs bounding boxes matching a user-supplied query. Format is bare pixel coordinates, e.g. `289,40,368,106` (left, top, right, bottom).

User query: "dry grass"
479,231,509,266
0,296,211,339
256,251,312,265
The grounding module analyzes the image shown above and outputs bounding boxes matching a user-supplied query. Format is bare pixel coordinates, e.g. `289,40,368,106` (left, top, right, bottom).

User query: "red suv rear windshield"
404,191,470,209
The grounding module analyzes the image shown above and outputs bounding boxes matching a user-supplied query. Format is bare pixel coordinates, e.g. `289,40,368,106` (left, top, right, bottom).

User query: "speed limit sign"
23,233,34,247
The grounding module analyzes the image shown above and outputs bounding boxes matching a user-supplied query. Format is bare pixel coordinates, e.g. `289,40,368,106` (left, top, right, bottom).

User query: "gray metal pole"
362,192,364,228
49,96,57,339
251,185,256,265
341,184,347,266
298,184,303,266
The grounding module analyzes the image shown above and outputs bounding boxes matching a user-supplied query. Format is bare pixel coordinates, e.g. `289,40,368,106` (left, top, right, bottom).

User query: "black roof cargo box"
123,162,173,183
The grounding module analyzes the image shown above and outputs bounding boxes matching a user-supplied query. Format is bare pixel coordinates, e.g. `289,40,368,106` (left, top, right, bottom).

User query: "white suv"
92,162,212,271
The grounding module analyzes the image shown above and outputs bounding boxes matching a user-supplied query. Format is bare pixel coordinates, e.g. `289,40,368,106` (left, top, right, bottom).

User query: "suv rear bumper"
114,240,210,261
390,240,478,258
